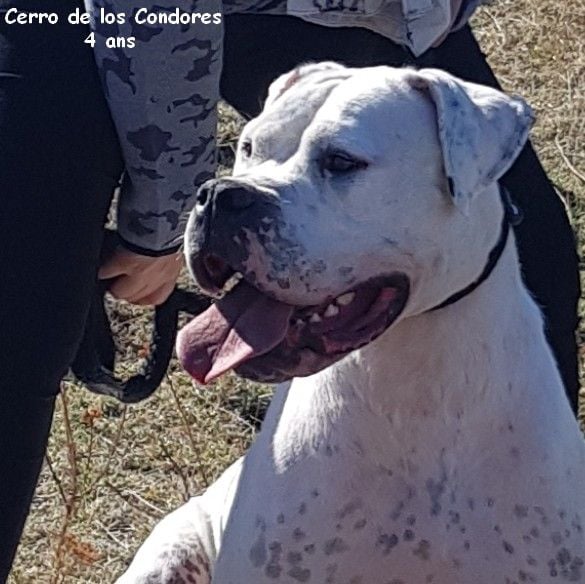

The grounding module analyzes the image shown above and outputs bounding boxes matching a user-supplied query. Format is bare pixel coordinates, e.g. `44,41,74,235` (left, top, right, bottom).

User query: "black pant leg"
221,14,413,118
418,27,581,413
0,2,124,577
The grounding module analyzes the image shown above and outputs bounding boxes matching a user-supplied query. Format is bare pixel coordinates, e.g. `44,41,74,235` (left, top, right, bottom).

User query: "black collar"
429,186,522,313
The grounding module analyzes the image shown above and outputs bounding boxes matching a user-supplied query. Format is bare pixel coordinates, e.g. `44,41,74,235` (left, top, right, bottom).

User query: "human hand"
99,248,183,306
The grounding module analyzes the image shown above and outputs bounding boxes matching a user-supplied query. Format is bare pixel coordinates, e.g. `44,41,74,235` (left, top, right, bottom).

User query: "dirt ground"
8,0,585,581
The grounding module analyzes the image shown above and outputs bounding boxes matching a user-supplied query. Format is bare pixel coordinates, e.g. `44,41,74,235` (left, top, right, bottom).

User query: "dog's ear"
265,62,349,108
406,68,534,214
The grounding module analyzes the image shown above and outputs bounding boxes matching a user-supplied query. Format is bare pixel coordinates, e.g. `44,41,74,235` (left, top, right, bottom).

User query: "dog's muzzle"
179,178,412,385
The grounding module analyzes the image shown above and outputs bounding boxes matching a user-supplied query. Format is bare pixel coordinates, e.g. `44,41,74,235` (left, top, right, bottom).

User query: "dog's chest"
211,456,585,584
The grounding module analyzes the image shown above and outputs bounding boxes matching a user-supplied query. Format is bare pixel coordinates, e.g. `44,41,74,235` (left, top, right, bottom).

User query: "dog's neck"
270,236,580,477
346,236,554,421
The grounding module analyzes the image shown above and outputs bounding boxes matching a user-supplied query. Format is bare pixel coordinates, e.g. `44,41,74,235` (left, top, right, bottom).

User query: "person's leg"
221,17,580,414
417,27,581,414
0,1,124,577
221,14,414,118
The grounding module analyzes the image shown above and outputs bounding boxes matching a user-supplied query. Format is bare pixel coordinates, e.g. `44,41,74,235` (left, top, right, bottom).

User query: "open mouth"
177,254,410,384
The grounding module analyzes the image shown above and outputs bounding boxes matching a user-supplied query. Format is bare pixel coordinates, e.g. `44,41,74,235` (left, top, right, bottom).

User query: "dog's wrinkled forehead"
238,63,533,220
236,62,355,167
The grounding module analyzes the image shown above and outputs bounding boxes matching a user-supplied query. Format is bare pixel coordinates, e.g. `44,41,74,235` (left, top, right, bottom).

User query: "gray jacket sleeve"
85,0,222,255
84,0,484,255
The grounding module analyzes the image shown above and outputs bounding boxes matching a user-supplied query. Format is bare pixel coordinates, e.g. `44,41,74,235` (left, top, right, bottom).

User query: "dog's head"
178,63,533,383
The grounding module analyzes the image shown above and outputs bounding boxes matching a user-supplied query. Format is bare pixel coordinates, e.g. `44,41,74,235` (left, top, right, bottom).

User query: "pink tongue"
176,282,294,384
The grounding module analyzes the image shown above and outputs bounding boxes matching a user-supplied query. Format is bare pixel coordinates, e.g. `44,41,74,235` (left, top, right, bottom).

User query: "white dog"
117,63,585,584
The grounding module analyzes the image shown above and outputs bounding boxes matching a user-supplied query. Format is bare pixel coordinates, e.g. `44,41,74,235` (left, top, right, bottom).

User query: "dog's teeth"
336,292,355,306
223,272,243,293
324,304,339,318
309,313,322,323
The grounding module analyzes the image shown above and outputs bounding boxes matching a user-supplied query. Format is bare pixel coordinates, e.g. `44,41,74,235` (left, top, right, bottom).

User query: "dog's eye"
241,140,253,158
321,151,368,174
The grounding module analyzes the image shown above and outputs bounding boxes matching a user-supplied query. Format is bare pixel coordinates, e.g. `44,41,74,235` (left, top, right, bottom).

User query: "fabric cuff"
118,235,182,258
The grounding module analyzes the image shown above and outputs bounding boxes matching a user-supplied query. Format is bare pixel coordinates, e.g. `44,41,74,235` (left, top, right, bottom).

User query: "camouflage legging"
85,0,291,255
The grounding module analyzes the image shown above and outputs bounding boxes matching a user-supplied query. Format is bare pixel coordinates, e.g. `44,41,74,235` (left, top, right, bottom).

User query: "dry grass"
9,1,585,581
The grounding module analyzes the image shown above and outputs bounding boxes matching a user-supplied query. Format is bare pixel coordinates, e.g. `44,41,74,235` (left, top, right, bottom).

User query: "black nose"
196,179,257,214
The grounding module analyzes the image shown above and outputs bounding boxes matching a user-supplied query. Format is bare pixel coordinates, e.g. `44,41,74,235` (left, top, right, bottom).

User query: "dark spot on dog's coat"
514,505,529,519
353,518,367,531
413,540,431,560
288,565,311,582
249,532,267,567
287,551,303,565
323,537,349,555
377,533,399,555
503,541,515,554
403,529,415,542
